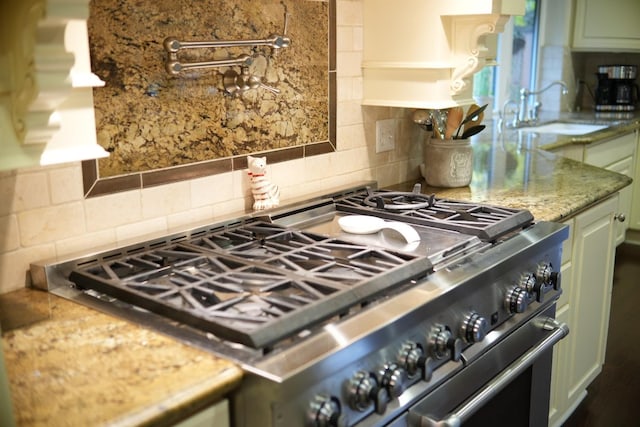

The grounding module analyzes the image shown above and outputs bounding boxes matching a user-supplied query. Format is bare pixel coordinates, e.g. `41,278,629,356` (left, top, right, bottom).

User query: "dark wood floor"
562,243,640,427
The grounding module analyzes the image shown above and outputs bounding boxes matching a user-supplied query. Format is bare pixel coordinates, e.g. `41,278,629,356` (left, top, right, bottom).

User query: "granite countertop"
1,115,637,427
391,115,637,222
1,289,243,427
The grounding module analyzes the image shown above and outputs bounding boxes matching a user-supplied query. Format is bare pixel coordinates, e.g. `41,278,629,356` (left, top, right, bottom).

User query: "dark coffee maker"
595,65,639,111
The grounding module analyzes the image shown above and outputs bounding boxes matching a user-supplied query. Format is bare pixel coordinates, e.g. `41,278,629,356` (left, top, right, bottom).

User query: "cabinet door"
583,131,636,244
631,131,640,230
573,0,640,50
606,157,633,245
565,195,616,409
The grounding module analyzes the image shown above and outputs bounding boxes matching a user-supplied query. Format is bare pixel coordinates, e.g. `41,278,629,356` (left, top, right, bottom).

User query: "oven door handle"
408,317,569,427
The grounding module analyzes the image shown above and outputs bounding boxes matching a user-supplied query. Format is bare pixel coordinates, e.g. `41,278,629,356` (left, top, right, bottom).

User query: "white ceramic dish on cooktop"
338,215,420,243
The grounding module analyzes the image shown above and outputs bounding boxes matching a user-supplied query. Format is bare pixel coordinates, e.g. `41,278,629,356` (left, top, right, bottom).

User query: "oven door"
390,304,568,427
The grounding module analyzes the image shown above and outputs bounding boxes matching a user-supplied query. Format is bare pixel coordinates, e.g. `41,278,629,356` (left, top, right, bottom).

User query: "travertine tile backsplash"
0,0,423,295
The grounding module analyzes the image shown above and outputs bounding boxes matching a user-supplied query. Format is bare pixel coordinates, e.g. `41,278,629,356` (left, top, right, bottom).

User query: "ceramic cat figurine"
247,155,280,210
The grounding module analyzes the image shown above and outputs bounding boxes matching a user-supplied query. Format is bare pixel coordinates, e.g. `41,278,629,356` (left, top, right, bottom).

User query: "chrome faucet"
517,80,569,125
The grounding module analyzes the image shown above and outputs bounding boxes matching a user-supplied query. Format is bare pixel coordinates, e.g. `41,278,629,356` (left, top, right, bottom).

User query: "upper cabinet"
361,0,525,109
0,0,108,172
572,0,640,51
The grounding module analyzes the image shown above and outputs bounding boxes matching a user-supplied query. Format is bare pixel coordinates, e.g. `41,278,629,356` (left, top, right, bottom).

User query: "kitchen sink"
518,121,609,135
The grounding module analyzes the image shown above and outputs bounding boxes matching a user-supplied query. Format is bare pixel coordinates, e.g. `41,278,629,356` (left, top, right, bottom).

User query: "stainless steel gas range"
31,183,569,427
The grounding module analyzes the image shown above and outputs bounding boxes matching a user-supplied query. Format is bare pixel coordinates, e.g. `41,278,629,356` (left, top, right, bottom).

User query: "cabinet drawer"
584,132,636,168
606,156,634,178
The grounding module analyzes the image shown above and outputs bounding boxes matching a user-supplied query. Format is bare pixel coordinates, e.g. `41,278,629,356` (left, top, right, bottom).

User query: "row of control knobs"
504,263,559,314
308,262,560,426
308,312,489,426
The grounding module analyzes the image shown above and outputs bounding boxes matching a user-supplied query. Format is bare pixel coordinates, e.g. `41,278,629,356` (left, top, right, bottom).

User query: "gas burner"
68,220,430,349
335,184,534,241
363,184,435,210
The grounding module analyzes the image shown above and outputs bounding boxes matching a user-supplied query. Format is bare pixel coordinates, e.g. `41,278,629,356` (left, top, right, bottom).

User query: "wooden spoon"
445,107,464,139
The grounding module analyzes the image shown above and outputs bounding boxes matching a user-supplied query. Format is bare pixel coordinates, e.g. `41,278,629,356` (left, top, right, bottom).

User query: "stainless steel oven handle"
410,317,569,427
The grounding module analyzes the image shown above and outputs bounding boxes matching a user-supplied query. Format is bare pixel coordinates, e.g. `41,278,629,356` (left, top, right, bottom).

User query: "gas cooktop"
32,183,536,353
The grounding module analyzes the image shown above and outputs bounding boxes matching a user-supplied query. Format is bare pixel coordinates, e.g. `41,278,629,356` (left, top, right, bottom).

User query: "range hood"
0,0,108,172
362,0,526,109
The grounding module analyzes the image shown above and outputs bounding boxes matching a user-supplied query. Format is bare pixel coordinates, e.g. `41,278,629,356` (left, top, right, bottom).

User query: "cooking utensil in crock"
445,107,464,139
338,215,420,243
455,104,487,138
431,109,447,139
460,124,486,139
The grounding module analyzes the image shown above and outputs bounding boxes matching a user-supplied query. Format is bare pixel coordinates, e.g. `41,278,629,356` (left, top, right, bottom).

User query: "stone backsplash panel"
88,0,331,178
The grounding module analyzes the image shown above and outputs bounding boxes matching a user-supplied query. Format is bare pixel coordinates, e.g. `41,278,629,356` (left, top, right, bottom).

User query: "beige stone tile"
337,0,363,26
190,172,234,208
54,229,117,259
336,51,363,77
84,190,142,232
0,214,20,252
0,244,55,293
352,76,363,100
336,27,354,51
336,123,367,151
335,147,370,173
12,171,50,213
305,152,338,182
141,181,191,219
166,206,215,231
0,172,18,216
18,202,86,247
116,217,168,244
352,26,363,51
337,101,364,127
212,198,249,220
272,158,306,190
337,77,355,101
48,165,84,204
232,169,252,201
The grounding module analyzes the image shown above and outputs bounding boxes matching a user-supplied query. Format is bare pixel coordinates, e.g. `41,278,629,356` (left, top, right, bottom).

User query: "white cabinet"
361,0,525,109
584,132,636,245
174,399,229,427
550,130,636,246
548,195,618,427
0,0,108,171
572,0,640,51
630,131,640,230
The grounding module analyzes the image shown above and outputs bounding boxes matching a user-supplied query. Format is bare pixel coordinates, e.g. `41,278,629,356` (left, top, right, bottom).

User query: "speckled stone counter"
1,289,243,427
392,118,636,222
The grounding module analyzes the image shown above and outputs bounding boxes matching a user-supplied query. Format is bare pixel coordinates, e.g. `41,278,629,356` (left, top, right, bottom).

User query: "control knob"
378,362,408,398
428,325,462,362
536,263,553,283
519,273,537,294
346,371,388,414
461,312,488,343
397,341,435,381
533,262,560,302
307,394,347,427
505,286,530,314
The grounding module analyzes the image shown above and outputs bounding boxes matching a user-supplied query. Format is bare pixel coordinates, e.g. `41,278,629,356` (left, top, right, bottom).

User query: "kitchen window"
474,0,540,115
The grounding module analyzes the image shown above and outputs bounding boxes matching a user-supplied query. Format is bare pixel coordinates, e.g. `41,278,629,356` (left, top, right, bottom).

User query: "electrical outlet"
376,119,396,153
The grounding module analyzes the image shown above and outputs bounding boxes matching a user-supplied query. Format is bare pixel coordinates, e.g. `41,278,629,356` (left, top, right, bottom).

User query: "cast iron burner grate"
68,221,430,349
335,185,534,241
